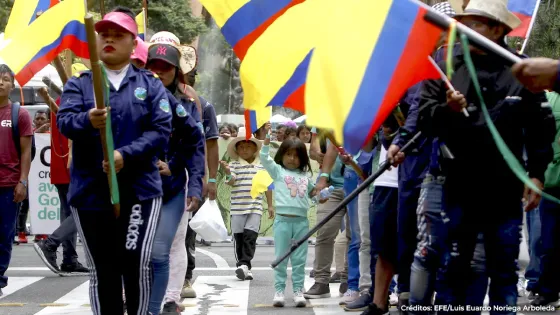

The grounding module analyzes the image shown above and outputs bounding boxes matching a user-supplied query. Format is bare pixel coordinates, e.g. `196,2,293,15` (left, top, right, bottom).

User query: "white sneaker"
517,277,527,297
389,292,399,306
245,270,253,280
293,290,307,307
339,289,360,305
273,291,285,307
235,265,248,280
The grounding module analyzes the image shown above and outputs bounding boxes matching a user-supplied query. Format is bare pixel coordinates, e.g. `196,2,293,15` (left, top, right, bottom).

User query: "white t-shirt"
373,145,399,188
105,64,130,91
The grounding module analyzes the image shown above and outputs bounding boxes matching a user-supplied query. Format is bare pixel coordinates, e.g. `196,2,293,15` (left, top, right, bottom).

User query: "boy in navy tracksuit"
57,9,172,315
145,42,206,314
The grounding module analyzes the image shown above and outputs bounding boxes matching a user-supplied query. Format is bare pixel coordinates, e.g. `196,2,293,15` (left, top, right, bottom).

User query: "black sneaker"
0,288,3,297
344,292,372,312
61,262,89,274
531,295,559,306
33,241,59,273
304,283,331,299
330,272,342,283
161,301,182,315
527,291,538,300
340,282,349,297
360,303,389,315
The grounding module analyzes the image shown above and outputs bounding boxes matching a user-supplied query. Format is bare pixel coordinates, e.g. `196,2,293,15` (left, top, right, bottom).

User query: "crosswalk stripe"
304,276,342,314
9,267,335,272
1,277,43,300
33,280,90,315
186,276,250,315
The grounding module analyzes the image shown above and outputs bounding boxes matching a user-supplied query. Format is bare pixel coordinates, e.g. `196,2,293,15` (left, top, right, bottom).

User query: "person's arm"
224,162,237,186
265,190,274,219
204,103,220,200
315,143,338,190
260,136,282,180
417,76,456,138
309,128,324,163
57,77,95,139
14,109,33,202
116,79,172,165
511,58,560,93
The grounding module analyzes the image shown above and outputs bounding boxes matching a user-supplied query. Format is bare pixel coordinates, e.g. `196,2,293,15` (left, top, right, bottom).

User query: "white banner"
29,133,61,234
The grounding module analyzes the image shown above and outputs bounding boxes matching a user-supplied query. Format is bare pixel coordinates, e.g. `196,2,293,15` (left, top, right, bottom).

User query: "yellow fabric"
71,63,88,77
4,0,43,39
198,0,249,27
251,169,273,199
136,10,146,37
304,0,393,144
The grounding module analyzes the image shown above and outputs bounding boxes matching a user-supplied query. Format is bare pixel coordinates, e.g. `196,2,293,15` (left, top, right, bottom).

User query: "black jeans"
185,222,196,280
44,184,78,265
72,196,162,315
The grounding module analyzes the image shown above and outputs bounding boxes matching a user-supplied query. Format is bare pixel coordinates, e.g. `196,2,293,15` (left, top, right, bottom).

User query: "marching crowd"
2,0,560,315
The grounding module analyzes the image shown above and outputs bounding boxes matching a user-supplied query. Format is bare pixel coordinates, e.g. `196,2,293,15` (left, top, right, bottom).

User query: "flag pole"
99,0,106,17
83,8,121,217
520,0,542,54
143,0,148,37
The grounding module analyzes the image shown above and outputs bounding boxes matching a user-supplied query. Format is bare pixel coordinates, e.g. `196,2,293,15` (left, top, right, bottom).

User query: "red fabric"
0,103,33,187
50,99,70,185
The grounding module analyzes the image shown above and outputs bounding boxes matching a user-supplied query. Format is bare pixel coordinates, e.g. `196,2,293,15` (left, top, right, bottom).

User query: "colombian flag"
508,0,539,38
4,0,60,39
244,106,272,139
251,169,274,199
0,0,89,86
200,0,442,154
136,10,147,40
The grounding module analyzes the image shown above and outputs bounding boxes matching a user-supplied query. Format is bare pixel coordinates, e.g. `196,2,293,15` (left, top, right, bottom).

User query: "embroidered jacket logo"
126,204,144,250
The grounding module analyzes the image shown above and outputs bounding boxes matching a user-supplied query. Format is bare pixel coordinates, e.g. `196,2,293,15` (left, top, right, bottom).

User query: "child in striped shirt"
221,133,273,281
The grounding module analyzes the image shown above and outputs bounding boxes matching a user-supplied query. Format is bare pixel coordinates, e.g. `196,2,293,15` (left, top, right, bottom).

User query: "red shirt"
50,100,70,185
0,103,33,187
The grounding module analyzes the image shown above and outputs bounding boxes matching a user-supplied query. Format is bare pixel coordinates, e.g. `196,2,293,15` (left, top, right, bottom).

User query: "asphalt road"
0,240,553,315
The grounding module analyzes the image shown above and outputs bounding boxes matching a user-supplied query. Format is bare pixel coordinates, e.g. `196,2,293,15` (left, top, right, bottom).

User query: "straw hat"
149,31,197,74
449,0,464,14
454,0,521,31
227,131,262,160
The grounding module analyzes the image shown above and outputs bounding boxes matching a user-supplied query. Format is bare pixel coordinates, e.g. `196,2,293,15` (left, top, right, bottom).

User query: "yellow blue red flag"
251,169,274,199
4,0,60,39
0,0,89,86
244,106,272,139
200,0,442,154
136,10,147,40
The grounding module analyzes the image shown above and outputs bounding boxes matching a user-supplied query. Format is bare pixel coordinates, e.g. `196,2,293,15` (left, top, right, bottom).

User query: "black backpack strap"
11,102,21,157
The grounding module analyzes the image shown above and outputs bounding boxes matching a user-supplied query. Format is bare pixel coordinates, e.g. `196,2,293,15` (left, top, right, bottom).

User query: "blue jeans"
435,195,521,315
538,188,560,298
149,189,186,314
344,168,362,291
0,187,19,288
464,233,490,310
525,208,541,292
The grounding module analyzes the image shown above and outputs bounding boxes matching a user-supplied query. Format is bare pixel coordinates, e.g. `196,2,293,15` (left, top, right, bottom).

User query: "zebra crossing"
0,274,348,315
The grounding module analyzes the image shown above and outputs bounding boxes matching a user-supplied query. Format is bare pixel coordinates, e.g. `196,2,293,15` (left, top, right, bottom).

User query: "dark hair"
284,127,297,137
0,64,15,86
276,125,286,131
274,138,312,175
219,125,231,133
228,123,238,132
296,125,311,136
235,140,257,152
35,109,50,117
111,6,136,21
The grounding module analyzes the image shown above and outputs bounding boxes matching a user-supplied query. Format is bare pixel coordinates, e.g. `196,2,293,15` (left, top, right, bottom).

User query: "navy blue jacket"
161,90,205,202
57,66,172,209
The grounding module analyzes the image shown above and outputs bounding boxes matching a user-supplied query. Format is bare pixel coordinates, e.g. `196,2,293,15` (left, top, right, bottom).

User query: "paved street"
0,241,556,315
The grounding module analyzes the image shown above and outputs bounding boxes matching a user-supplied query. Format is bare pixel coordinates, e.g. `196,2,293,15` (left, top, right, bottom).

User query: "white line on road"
10,267,335,272
188,276,250,315
195,248,230,268
0,277,43,300
33,280,90,315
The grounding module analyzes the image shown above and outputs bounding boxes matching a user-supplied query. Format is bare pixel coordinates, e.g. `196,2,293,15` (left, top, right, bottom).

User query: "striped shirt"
230,158,264,215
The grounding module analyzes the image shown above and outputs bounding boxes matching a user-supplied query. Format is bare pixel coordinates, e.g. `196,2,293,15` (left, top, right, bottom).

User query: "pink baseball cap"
95,12,138,37
131,37,148,64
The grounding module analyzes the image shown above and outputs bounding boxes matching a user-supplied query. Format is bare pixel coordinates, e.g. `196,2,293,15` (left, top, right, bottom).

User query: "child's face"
237,141,257,161
282,148,301,170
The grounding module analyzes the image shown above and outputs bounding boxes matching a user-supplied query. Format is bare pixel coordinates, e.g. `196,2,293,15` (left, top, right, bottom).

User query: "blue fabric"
200,96,219,140
149,189,186,314
538,188,560,297
161,91,205,201
343,167,361,291
525,208,542,292
57,66,172,209
0,187,19,288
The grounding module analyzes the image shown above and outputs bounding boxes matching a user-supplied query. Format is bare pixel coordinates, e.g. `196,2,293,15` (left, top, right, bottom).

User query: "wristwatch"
20,180,28,188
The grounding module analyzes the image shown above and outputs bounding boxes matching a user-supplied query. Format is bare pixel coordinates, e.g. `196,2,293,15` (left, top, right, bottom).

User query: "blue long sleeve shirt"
57,67,172,209
161,90,205,202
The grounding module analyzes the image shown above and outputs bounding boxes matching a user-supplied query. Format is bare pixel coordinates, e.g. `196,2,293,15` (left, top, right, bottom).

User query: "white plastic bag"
188,200,227,242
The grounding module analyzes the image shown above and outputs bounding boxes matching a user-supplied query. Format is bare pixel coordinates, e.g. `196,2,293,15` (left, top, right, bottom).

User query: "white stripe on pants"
358,189,372,292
